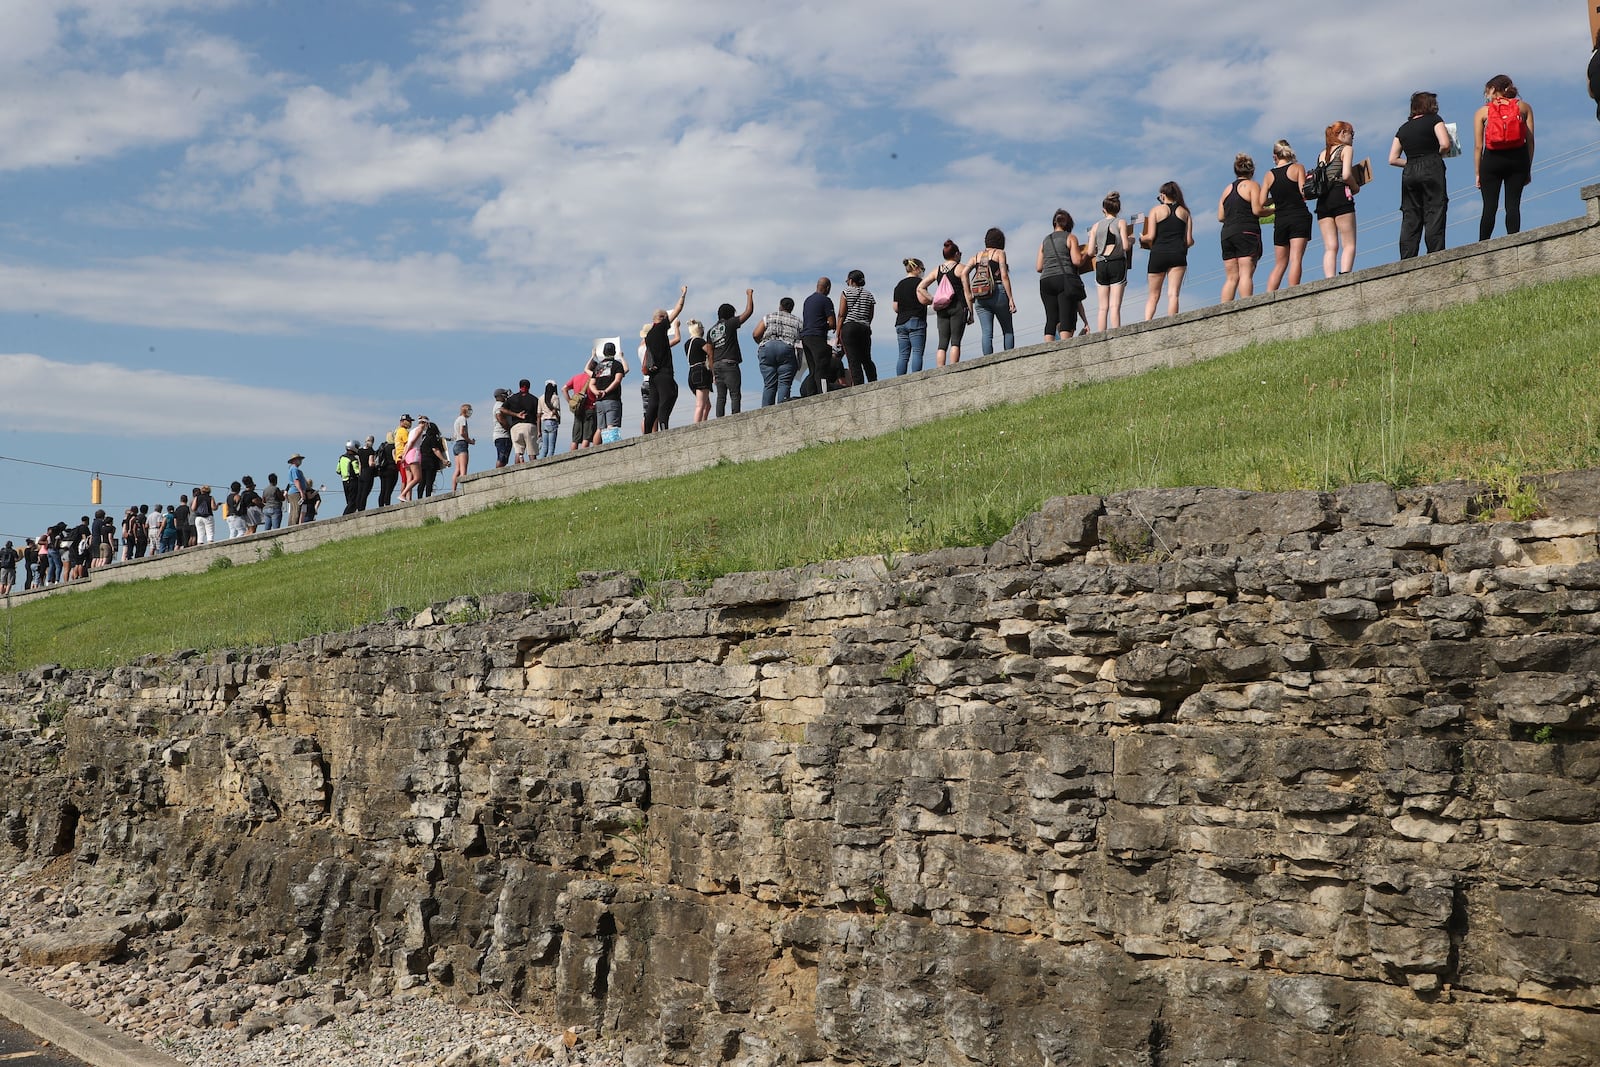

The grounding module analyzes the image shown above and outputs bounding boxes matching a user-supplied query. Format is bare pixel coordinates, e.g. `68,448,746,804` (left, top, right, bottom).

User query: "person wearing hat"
286,453,309,525
338,440,363,514
491,388,513,468
392,414,414,498
587,341,627,445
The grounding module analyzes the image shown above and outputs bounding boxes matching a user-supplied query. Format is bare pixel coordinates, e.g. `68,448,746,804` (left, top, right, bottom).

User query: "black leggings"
1039,275,1081,338
643,374,677,432
840,321,877,384
935,301,967,352
1479,146,1530,241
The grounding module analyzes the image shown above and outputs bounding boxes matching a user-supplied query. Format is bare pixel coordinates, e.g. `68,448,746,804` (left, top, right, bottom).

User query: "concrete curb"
0,975,183,1067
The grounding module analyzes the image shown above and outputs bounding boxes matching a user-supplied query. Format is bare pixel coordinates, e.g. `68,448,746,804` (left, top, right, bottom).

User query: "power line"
0,453,214,488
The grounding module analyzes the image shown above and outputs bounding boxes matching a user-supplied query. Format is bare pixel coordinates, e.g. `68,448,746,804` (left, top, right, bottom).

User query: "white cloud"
0,352,376,438
0,2,258,171
0,252,547,333
4,0,1591,341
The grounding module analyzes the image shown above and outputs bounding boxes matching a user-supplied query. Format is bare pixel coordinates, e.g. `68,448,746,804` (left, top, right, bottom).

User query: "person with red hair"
1315,121,1358,277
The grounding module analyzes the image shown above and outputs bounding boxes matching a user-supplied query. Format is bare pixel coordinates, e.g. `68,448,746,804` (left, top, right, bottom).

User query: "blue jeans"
975,282,1015,355
46,549,62,583
261,507,283,531
895,318,927,375
539,419,559,458
758,340,798,406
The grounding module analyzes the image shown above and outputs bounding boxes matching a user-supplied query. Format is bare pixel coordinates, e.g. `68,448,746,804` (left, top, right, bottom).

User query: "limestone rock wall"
8,474,1600,1066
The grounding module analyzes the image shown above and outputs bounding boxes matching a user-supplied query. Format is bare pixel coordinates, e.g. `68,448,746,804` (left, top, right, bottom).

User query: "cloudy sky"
1,0,1596,545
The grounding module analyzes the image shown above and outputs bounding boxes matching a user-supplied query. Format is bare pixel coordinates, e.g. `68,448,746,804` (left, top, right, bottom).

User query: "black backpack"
1302,147,1339,200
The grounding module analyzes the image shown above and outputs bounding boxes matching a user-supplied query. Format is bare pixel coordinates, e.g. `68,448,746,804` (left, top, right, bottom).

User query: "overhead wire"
0,453,216,489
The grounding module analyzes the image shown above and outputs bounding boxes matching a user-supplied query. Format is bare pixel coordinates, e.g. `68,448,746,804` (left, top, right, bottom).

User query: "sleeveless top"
1039,231,1074,279
1091,217,1125,263
935,264,966,310
1269,164,1309,219
1152,209,1187,256
1221,180,1259,239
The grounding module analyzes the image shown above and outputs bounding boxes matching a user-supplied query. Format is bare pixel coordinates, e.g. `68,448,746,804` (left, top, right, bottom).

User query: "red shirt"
564,372,592,411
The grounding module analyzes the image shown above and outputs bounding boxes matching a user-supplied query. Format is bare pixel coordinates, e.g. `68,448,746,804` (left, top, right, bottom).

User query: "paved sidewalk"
0,1014,89,1064
0,978,180,1067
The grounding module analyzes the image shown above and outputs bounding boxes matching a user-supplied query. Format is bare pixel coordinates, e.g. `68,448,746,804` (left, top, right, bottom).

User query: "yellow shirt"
394,424,410,463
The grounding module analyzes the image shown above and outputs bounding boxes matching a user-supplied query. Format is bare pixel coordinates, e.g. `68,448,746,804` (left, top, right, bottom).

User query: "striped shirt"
843,285,875,325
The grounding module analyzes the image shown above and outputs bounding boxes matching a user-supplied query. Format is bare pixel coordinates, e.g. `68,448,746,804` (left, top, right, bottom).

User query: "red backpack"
1484,98,1526,151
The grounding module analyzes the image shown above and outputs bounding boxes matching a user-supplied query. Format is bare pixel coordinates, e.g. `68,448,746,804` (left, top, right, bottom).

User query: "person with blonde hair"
1217,154,1263,302
1474,74,1534,241
1260,140,1311,289
893,257,928,374
450,402,474,491
685,319,713,423
1315,121,1358,277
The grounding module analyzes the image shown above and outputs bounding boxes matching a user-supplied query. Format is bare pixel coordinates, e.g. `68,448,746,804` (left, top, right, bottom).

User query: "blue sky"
1,0,1596,546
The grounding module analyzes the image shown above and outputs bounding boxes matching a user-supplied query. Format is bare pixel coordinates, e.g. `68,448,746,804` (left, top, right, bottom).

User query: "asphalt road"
0,1017,88,1065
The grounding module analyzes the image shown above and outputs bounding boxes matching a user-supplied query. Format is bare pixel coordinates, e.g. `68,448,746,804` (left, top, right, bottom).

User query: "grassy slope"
7,274,1600,671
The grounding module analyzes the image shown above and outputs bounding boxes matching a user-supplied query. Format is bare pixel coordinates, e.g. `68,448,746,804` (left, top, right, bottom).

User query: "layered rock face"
6,476,1600,1066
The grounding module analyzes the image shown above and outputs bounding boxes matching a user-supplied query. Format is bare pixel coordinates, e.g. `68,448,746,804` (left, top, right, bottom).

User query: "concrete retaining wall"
18,185,1600,599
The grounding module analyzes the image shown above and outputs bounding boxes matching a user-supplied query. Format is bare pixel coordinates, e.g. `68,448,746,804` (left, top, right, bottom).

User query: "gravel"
0,851,652,1067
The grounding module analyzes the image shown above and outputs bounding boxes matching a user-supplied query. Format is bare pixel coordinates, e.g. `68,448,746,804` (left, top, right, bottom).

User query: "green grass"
8,274,1600,672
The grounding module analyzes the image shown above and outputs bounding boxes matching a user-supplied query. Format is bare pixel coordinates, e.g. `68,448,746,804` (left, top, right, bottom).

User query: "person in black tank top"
1261,139,1312,290
1388,91,1451,259
1141,181,1193,321
1217,153,1263,302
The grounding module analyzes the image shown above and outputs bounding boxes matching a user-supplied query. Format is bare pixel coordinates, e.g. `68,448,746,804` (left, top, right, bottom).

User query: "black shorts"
1146,251,1187,275
1273,214,1313,246
688,363,711,392
1220,229,1262,260
1095,258,1128,286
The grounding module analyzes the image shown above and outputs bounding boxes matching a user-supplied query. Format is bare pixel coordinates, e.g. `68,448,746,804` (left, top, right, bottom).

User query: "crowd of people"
0,74,1551,596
